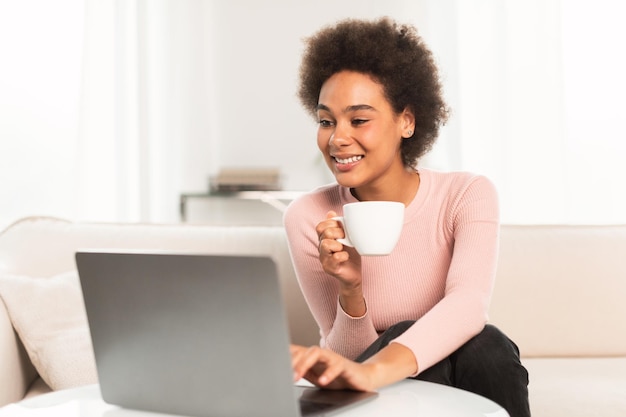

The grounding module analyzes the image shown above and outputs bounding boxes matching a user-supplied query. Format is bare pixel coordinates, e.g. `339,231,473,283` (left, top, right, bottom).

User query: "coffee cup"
333,201,404,256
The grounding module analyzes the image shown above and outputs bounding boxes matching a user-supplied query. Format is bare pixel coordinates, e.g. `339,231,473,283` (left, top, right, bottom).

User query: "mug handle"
331,216,354,247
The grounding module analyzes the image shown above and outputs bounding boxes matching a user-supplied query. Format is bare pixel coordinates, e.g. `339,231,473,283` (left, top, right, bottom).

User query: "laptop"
75,251,377,417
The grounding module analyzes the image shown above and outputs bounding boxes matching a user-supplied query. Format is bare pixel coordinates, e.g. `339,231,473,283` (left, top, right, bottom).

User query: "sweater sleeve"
391,175,500,374
282,190,380,359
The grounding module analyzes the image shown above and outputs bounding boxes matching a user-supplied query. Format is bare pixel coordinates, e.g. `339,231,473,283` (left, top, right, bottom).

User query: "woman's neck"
350,168,420,206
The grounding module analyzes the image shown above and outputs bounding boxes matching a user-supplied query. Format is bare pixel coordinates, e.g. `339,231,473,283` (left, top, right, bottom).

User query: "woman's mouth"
332,155,363,172
334,155,363,164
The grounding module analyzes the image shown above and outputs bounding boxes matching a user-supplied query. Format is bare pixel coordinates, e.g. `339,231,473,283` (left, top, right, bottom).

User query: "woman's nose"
329,122,350,146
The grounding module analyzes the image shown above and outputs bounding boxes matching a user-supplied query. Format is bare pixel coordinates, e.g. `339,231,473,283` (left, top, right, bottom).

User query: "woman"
284,17,530,417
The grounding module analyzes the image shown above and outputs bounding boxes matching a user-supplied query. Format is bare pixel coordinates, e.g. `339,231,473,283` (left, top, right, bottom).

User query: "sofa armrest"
0,298,38,407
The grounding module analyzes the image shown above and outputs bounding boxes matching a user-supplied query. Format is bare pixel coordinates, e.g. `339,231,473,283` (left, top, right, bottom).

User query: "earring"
406,130,413,137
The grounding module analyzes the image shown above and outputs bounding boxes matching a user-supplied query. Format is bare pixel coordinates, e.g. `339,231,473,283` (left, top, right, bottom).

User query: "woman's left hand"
290,344,376,392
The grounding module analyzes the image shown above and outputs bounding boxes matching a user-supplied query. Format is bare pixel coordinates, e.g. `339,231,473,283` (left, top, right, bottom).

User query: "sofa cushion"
0,270,97,390
0,217,320,347
490,225,626,357
524,357,626,417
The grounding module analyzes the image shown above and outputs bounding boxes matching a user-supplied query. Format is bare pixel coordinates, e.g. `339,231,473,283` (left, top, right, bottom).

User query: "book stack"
210,167,282,192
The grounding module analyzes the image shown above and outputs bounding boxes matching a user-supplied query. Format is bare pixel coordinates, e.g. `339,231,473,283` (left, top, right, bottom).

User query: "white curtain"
77,0,214,224
0,0,85,227
0,0,213,229
1,0,624,229
424,0,626,224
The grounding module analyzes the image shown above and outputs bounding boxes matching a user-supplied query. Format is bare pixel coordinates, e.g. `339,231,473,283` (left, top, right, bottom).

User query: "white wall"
0,0,444,229
201,0,436,191
0,1,425,228
159,0,626,225
3,1,622,228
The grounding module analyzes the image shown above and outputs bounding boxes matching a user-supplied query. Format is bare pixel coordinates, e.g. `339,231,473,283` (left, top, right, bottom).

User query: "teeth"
335,155,363,164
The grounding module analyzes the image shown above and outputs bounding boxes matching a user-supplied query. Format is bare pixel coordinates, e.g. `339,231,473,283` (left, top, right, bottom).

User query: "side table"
179,191,304,224
0,380,509,417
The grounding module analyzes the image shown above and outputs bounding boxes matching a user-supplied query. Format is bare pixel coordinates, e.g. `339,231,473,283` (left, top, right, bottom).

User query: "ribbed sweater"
283,168,500,374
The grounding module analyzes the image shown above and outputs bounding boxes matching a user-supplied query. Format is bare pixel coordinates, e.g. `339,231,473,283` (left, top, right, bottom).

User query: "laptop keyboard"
300,399,336,415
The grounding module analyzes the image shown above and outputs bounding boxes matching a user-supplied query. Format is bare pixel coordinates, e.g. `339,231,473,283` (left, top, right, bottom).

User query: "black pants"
355,321,530,417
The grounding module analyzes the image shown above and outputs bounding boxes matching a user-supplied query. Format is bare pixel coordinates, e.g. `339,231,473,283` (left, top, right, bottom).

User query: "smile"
334,155,363,164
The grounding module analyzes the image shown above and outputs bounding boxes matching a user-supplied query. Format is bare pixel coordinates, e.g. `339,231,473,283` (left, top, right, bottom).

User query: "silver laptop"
75,251,377,417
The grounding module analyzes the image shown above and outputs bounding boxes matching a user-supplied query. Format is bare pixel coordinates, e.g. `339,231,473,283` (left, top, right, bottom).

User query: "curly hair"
298,17,449,167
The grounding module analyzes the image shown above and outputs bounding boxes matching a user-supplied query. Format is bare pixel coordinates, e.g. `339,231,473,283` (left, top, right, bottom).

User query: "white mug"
333,201,405,256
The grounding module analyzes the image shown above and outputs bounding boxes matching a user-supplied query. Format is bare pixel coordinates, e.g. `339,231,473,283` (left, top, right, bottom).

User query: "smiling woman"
315,71,418,203
298,17,448,170
284,17,530,417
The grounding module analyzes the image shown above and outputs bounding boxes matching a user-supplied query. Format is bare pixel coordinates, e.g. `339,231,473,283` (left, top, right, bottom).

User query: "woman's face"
316,70,414,195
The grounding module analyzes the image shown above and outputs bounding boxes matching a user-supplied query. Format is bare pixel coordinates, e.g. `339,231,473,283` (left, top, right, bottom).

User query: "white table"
0,380,509,417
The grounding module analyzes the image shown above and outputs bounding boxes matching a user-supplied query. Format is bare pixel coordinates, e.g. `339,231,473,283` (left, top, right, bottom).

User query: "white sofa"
1,216,625,416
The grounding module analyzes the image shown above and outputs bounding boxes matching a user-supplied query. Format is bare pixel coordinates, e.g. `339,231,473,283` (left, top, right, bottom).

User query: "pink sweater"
283,168,500,374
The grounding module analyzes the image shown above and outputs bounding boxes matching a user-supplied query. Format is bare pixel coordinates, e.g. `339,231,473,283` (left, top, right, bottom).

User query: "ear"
400,108,416,138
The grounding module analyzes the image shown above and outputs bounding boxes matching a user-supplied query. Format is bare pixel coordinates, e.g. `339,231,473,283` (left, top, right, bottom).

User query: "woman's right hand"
316,211,365,316
290,344,376,392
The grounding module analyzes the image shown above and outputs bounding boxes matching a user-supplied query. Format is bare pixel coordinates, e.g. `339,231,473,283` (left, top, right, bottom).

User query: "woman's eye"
318,119,334,127
352,119,368,126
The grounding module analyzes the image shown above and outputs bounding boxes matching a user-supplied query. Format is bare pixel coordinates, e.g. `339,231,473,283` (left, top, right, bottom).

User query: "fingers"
291,345,323,382
317,234,339,253
315,211,343,242
316,211,347,257
290,345,377,392
314,211,362,290
291,345,343,387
